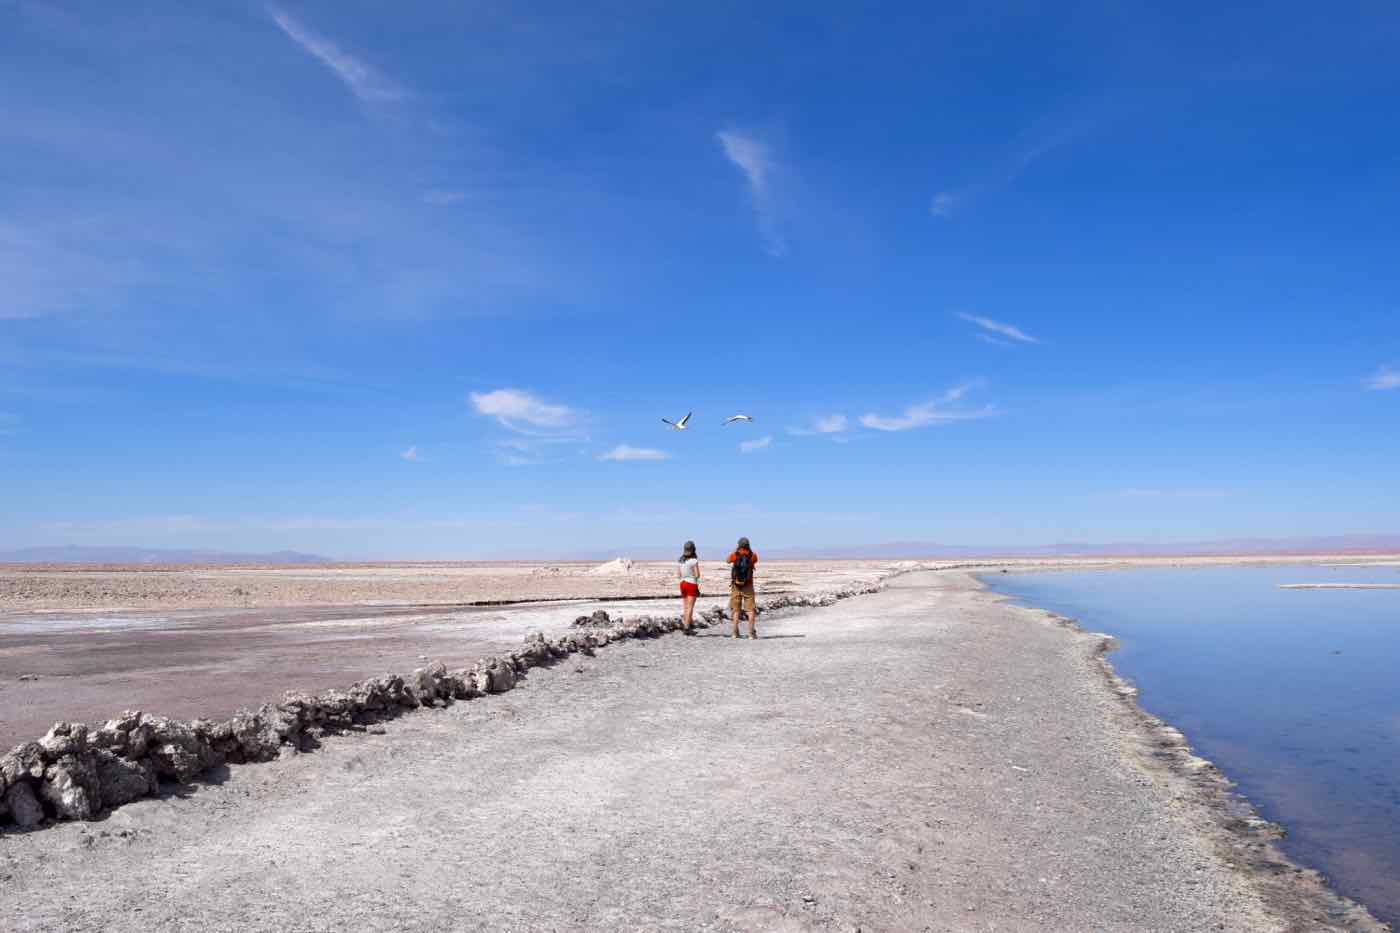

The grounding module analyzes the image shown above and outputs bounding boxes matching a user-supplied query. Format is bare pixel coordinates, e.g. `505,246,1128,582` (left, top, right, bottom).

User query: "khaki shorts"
729,583,756,617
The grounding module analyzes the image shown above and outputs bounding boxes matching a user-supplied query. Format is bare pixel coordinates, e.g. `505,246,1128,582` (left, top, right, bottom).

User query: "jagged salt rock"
141,714,221,783
41,754,101,820
484,658,516,694
1,743,47,784
89,711,145,755
38,722,89,758
94,750,157,808
406,668,438,706
447,671,478,700
5,781,44,829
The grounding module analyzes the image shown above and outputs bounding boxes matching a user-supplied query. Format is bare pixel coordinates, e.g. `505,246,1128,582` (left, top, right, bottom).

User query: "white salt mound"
587,558,635,576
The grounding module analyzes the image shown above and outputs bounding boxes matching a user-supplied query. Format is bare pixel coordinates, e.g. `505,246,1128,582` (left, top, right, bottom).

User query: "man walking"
727,536,758,639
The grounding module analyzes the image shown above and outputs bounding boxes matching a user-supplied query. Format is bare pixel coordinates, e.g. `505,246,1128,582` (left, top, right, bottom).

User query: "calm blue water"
985,564,1400,926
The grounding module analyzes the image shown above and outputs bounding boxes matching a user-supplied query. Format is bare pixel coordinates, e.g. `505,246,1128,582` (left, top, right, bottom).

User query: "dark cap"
737,536,750,549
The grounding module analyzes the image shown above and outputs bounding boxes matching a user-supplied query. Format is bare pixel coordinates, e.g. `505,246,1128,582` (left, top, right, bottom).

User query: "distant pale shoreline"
5,552,1400,612
1278,583,1400,589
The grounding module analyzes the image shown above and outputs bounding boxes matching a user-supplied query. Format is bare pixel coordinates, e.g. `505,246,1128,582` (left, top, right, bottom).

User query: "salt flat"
0,560,907,750
1,571,1381,931
0,559,900,611
5,555,1396,751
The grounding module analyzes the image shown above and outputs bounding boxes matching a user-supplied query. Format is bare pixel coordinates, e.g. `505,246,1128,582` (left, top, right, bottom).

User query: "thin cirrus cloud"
494,438,546,467
956,312,1038,344
931,115,1090,219
1368,366,1400,391
859,383,995,432
267,6,407,105
717,129,786,257
469,388,578,436
598,444,670,462
787,414,849,437
739,435,772,454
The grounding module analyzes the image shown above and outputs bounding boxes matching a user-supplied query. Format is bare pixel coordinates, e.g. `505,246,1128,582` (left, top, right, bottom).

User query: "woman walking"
678,540,701,635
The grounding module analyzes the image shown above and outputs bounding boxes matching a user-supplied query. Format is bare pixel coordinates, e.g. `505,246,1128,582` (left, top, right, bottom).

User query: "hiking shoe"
748,632,758,640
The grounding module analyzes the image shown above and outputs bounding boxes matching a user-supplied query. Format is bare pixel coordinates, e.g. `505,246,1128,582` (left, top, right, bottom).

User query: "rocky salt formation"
0,577,896,832
573,609,616,627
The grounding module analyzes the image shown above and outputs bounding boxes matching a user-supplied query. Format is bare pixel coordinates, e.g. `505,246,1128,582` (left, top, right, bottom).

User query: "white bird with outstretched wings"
723,414,753,425
662,412,692,430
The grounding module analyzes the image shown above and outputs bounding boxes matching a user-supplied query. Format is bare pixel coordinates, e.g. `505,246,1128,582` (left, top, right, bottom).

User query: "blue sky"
2,1,1397,558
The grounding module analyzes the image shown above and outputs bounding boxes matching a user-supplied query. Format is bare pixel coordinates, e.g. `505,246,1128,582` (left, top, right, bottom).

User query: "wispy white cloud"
268,6,406,105
787,414,849,437
598,444,670,462
860,403,992,432
859,383,995,432
942,382,977,402
470,388,578,436
494,439,542,467
718,130,773,198
400,445,421,461
739,435,771,454
1368,365,1400,391
0,215,151,320
0,104,548,322
718,128,786,257
931,116,1089,218
490,435,578,467
956,312,1039,344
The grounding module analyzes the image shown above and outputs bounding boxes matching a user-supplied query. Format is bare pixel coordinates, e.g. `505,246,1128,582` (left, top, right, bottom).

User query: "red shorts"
679,581,700,598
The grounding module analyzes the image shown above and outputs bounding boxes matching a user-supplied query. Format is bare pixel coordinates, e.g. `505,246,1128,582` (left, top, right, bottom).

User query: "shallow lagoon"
986,563,1400,926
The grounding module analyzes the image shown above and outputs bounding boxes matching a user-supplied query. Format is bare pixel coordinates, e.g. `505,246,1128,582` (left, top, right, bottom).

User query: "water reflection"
986,564,1400,926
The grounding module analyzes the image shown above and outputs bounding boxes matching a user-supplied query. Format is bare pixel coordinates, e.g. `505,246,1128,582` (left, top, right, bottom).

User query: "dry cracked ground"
0,572,1377,931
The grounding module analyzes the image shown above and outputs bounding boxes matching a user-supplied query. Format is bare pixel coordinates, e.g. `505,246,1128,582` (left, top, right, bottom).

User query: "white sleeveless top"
679,558,699,583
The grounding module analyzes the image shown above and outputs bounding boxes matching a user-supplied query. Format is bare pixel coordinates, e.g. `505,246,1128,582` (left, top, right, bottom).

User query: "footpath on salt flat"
1,572,1368,931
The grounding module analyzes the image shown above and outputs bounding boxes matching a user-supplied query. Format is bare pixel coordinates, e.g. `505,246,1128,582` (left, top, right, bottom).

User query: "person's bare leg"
747,597,757,639
682,594,695,631
730,595,741,637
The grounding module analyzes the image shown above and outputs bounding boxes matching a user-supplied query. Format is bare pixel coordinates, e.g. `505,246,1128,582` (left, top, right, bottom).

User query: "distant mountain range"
0,546,332,564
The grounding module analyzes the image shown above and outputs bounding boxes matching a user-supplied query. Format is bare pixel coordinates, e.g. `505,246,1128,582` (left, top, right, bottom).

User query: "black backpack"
731,551,753,586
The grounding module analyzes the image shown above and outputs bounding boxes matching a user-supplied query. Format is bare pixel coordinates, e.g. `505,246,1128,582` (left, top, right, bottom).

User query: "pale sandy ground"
0,559,901,611
0,570,1385,931
5,554,1398,612
4,556,1396,750
0,561,907,749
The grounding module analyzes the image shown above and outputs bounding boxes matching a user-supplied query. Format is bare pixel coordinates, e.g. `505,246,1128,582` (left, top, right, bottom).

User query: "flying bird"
723,414,754,425
662,412,692,430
